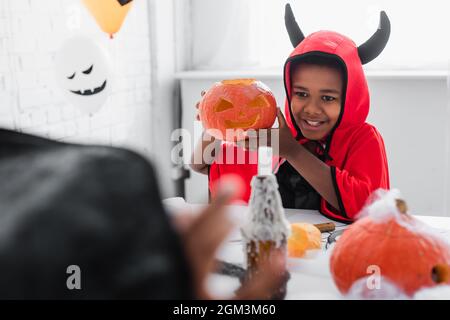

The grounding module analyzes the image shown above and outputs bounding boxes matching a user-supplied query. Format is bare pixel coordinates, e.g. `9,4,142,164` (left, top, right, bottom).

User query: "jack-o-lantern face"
199,79,277,141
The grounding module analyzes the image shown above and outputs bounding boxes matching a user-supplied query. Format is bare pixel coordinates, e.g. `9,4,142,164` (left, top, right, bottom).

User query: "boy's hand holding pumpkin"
175,177,286,299
241,108,299,159
195,90,207,121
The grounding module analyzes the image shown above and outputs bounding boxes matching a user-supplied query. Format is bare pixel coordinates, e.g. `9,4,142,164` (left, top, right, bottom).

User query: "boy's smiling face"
290,63,343,141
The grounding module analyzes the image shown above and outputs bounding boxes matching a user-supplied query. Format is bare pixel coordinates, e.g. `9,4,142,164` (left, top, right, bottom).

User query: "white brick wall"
0,0,153,157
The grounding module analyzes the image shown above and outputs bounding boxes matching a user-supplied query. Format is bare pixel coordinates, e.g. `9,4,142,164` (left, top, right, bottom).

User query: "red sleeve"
208,144,257,203
329,126,390,220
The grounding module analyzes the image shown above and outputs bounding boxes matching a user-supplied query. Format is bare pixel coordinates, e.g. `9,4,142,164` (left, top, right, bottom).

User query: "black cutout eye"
83,65,94,75
67,73,76,80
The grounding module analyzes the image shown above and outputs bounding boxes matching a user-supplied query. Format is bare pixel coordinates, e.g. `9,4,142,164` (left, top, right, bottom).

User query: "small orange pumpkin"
330,199,450,296
288,223,321,258
199,79,277,141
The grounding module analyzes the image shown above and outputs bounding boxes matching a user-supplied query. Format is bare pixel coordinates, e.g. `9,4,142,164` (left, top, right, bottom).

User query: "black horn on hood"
285,3,305,47
358,11,391,64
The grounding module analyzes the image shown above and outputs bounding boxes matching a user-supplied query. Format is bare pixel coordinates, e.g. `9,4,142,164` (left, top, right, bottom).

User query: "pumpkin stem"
395,199,408,214
431,264,450,284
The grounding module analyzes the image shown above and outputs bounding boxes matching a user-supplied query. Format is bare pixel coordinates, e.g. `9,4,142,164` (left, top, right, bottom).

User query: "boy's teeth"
306,120,322,126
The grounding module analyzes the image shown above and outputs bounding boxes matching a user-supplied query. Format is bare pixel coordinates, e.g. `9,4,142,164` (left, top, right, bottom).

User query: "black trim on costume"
319,205,353,224
330,166,348,219
282,56,303,141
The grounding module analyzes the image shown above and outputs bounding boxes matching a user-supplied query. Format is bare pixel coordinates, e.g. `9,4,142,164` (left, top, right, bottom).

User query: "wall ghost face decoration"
55,36,112,115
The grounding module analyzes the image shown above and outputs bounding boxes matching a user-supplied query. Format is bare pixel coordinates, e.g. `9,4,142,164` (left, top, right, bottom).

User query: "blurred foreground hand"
173,175,286,300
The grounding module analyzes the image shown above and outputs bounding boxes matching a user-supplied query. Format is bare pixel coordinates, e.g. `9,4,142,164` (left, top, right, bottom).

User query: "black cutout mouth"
70,80,107,96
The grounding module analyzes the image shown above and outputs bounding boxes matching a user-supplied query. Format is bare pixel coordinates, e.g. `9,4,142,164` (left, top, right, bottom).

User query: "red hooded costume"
209,4,391,223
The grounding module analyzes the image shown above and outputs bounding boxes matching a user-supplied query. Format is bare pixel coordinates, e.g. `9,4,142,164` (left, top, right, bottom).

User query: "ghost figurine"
55,36,112,115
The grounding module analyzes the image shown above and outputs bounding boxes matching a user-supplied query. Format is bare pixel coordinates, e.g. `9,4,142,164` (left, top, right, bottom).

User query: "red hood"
284,31,370,145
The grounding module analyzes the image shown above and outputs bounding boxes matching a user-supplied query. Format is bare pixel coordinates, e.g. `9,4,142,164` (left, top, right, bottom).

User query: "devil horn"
285,3,305,47
358,11,391,65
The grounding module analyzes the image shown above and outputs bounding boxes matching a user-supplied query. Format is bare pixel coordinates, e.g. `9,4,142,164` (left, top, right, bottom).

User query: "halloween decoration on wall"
330,190,450,297
55,36,112,115
287,223,321,258
82,0,134,38
199,79,277,141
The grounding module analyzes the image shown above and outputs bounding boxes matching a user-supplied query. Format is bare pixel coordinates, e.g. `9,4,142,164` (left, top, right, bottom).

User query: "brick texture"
0,0,153,157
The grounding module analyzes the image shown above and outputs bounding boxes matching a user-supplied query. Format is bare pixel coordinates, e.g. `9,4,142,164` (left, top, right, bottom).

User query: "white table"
163,200,450,299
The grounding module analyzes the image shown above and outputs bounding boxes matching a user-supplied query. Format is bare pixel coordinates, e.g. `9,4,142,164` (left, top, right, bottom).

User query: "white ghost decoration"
55,36,112,115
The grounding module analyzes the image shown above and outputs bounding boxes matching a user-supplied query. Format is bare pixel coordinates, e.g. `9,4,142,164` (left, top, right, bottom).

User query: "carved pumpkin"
199,79,277,141
330,198,450,296
287,223,321,258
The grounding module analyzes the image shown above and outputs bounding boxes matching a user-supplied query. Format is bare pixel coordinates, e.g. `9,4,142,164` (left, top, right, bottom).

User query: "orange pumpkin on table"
287,223,322,258
199,79,277,141
330,198,450,296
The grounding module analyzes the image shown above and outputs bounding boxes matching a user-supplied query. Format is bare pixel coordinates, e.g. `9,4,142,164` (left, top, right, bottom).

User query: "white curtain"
190,0,450,70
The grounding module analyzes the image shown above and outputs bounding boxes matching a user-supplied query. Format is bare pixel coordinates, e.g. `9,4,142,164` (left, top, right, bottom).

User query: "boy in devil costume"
192,4,390,223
